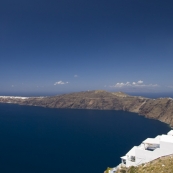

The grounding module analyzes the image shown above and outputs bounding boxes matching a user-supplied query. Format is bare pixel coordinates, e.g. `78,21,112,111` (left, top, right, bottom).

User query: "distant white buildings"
0,96,29,99
109,130,173,173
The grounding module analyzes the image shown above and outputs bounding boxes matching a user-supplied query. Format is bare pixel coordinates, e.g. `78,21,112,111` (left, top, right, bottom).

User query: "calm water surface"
0,104,170,173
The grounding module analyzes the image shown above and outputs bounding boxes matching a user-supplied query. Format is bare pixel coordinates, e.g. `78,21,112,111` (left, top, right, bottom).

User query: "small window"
122,159,126,164
131,156,135,162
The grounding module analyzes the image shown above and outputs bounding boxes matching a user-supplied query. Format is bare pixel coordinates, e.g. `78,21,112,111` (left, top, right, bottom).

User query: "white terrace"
108,130,173,173
121,130,173,167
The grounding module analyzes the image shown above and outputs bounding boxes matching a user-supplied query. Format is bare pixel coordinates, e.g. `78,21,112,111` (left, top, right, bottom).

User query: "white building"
121,130,173,167
108,130,173,173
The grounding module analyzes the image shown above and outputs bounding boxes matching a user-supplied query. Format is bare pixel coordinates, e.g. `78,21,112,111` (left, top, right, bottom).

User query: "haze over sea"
0,100,170,173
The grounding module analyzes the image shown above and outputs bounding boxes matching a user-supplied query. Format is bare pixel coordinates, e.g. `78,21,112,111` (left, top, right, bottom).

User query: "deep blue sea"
0,103,170,173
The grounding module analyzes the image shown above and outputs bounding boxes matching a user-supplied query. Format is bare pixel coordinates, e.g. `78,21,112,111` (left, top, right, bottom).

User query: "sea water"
0,103,170,173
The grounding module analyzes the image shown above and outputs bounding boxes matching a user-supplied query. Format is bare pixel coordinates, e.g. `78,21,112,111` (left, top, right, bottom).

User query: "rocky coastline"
0,90,173,127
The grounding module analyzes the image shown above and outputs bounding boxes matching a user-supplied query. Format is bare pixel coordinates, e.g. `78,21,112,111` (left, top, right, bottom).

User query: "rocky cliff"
0,90,173,126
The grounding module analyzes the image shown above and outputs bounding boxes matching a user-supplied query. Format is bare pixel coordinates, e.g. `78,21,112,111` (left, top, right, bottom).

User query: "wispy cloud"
110,80,158,88
137,80,143,84
74,74,78,78
54,81,69,85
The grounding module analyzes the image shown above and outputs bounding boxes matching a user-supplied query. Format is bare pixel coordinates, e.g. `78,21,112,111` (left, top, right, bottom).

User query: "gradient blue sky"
1,0,173,95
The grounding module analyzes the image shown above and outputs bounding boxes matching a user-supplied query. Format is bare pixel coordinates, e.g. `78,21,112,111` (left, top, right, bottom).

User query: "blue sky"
1,0,173,95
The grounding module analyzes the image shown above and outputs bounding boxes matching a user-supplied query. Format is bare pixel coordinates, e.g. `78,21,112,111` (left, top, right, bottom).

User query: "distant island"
0,90,173,127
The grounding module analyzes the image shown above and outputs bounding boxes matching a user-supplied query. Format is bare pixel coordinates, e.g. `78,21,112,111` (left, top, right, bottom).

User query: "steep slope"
138,98,173,126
